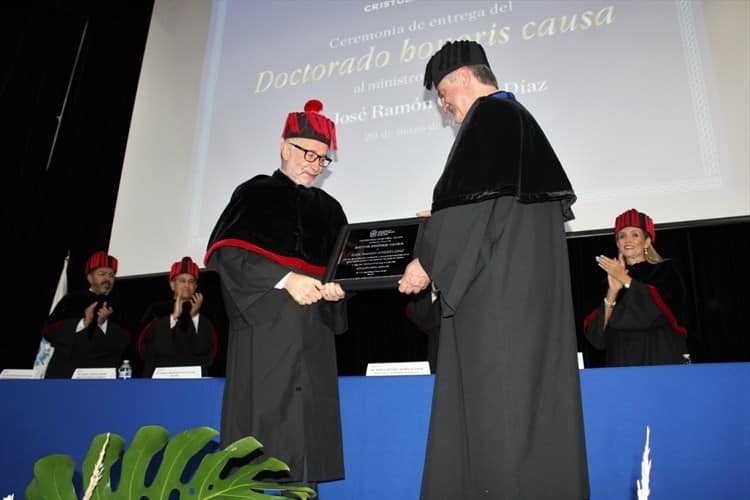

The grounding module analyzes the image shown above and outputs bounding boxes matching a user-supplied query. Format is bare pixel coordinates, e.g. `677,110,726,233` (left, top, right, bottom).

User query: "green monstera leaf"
25,425,316,500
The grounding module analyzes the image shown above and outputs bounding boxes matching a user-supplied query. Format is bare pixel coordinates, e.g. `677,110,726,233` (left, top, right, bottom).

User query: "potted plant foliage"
25,425,316,499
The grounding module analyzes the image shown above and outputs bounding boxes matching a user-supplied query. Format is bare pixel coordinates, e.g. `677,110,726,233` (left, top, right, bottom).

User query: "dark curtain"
1,2,747,375
1,2,154,370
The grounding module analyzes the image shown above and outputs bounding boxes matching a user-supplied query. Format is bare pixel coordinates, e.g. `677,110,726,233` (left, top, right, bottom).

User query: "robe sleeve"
196,316,219,364
406,290,441,333
319,296,348,335
46,320,129,357
43,294,87,344
416,199,494,317
209,245,291,323
583,305,606,350
609,261,686,335
46,294,87,324
210,245,346,332
42,295,108,347
43,318,85,348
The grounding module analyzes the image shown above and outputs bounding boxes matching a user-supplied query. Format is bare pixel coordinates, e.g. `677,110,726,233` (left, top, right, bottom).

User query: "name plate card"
152,366,203,379
365,361,431,376
0,369,43,379
324,217,423,291
72,368,116,379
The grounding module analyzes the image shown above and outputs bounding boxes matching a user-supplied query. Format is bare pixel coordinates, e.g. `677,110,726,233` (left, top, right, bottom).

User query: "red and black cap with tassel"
282,99,337,151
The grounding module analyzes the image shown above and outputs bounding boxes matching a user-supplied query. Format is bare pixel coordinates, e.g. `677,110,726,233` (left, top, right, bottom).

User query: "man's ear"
458,66,472,86
280,140,290,161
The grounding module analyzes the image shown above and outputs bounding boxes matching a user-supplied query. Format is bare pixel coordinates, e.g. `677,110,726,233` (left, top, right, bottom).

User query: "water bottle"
118,359,132,379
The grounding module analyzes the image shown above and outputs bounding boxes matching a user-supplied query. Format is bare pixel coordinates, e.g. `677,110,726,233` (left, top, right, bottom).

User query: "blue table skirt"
1,363,748,499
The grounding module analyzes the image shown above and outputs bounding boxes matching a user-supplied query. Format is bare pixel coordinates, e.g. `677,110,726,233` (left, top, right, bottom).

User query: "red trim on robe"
137,317,159,356
42,320,63,335
646,284,688,336
204,239,326,277
583,307,600,332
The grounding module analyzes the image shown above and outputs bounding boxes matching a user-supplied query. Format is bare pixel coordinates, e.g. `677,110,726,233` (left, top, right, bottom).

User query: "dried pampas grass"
636,426,651,500
83,432,110,500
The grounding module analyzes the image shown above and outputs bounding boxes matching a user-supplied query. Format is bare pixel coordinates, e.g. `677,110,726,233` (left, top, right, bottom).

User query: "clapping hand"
596,254,629,291
84,300,113,326
189,292,203,317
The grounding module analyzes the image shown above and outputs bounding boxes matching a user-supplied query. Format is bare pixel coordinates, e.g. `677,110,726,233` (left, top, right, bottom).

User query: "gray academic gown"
210,246,346,482
417,197,590,499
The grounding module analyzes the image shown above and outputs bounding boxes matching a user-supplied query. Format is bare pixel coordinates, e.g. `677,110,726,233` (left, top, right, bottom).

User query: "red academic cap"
614,209,656,243
169,256,200,281
282,99,337,151
85,251,118,275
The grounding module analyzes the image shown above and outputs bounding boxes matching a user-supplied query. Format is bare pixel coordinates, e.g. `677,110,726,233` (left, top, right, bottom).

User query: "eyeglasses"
287,142,332,167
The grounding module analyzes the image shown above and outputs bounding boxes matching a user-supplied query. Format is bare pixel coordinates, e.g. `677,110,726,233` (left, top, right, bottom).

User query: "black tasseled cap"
423,40,490,90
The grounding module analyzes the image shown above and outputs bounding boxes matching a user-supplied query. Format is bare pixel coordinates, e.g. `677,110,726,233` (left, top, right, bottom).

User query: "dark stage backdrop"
2,2,748,374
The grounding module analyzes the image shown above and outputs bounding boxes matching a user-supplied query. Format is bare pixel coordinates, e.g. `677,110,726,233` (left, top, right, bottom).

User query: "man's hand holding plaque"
285,273,346,305
398,258,431,294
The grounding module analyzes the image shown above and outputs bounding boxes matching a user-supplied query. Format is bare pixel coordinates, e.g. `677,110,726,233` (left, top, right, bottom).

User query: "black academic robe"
43,290,131,379
417,93,589,499
405,290,441,373
206,170,347,482
584,260,688,366
137,301,218,377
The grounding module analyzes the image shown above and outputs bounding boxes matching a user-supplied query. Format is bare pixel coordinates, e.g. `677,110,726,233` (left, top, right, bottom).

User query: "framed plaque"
324,217,423,291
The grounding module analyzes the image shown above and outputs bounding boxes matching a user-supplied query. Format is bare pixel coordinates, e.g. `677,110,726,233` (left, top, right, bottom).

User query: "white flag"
33,255,68,376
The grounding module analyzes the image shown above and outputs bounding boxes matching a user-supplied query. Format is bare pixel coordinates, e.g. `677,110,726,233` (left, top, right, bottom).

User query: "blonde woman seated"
584,209,688,366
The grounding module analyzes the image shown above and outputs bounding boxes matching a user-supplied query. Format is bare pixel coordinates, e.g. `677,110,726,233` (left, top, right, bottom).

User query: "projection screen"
111,0,750,276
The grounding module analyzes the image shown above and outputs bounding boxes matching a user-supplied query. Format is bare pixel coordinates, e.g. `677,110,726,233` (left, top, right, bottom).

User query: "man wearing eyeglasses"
399,41,590,499
205,100,347,486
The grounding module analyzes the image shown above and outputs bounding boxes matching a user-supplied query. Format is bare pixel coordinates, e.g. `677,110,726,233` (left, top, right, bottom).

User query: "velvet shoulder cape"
432,92,576,220
205,170,347,275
